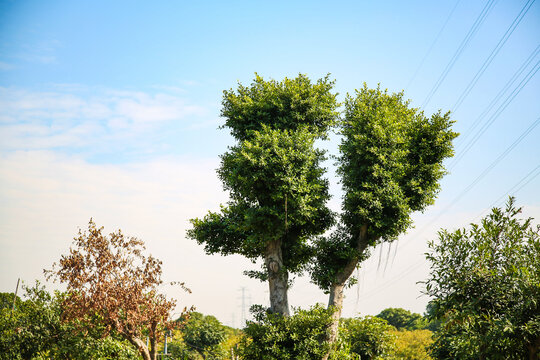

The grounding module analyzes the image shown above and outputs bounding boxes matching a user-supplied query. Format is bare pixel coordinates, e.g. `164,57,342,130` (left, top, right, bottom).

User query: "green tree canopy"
188,74,339,316
376,308,426,331
176,312,227,359
190,126,333,275
341,316,396,360
309,85,457,356
221,73,339,141
424,198,540,360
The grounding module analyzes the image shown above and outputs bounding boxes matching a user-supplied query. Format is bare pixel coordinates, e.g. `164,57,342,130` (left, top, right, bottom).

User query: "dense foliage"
390,329,433,360
221,73,339,141
0,283,137,360
189,74,339,315
190,126,333,276
376,308,427,331
175,312,227,359
341,316,396,360
239,305,336,359
311,84,457,290
425,198,540,359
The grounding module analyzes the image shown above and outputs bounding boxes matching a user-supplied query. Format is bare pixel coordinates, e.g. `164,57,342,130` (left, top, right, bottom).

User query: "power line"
449,57,540,170
451,0,536,112
405,0,462,90
449,117,540,203
473,163,540,221
421,0,498,109
343,261,425,309
453,44,540,149
348,162,540,307
403,115,540,245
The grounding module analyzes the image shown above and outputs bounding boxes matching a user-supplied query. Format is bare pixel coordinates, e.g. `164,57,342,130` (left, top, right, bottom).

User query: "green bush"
239,304,337,359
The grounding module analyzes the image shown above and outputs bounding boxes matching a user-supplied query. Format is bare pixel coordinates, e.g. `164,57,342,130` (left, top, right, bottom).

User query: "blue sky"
1,0,539,326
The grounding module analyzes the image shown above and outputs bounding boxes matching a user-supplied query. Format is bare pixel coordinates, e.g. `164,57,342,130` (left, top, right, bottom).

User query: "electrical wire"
451,0,536,112
421,0,498,109
401,115,540,246
473,163,540,221
405,0,462,91
449,58,540,170
453,44,540,149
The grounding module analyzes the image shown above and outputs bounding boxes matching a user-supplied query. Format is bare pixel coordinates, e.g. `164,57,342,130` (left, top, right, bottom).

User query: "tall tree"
188,74,339,316
310,84,457,355
424,198,540,360
47,220,191,360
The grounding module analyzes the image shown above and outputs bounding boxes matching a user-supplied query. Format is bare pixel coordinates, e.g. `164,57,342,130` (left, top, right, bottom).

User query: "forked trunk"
265,238,290,316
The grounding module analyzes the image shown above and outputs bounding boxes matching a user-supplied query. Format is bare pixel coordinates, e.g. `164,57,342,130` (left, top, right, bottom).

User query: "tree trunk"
149,322,158,360
322,224,370,360
128,336,151,360
265,238,290,316
529,335,540,360
326,283,346,345
149,336,157,360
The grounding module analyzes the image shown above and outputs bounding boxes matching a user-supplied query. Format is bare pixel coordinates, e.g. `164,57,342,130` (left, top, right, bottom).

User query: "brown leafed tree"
46,219,191,360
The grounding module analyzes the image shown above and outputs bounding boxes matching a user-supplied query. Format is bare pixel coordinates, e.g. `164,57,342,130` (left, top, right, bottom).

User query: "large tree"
424,198,540,360
310,84,457,355
47,219,190,360
188,74,339,315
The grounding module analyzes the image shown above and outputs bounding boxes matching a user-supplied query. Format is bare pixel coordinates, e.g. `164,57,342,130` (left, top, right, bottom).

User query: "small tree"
341,316,396,360
376,308,426,331
47,219,190,360
424,198,540,360
182,312,227,359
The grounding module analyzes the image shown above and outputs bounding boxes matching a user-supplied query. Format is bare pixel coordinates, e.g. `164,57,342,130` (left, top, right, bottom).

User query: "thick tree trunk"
326,283,346,345
265,238,290,316
322,224,370,360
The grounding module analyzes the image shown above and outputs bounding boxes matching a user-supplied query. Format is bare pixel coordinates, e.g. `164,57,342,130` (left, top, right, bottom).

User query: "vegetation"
341,316,396,359
239,305,343,359
376,308,427,331
188,74,339,316
310,84,457,355
390,329,433,360
4,75,537,360
0,283,138,360
46,219,191,360
425,198,540,359
169,312,228,359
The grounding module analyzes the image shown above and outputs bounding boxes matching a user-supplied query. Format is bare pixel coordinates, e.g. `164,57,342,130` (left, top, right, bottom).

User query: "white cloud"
0,86,209,154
